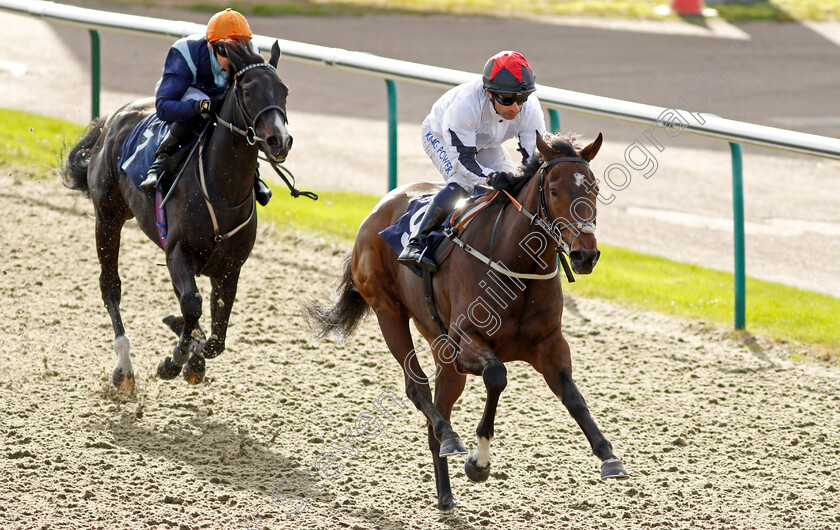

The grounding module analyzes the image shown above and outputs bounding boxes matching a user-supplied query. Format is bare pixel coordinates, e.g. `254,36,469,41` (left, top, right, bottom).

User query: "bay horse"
307,132,628,509
62,40,292,392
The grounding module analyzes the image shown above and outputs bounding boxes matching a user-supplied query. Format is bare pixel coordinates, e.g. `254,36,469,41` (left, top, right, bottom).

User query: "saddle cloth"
118,113,172,189
379,185,493,277
117,114,178,250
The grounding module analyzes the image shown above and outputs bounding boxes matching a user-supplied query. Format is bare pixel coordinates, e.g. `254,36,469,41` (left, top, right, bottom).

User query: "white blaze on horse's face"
574,172,586,187
265,111,291,161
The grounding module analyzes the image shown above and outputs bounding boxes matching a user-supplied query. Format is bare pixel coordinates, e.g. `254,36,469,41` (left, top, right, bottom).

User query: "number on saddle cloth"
119,114,172,189
378,186,492,276
119,115,200,192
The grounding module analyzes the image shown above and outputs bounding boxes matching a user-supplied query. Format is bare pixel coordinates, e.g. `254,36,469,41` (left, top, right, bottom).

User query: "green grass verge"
261,187,380,243
4,107,837,360
66,0,840,21
0,109,84,180
264,184,840,360
564,244,840,355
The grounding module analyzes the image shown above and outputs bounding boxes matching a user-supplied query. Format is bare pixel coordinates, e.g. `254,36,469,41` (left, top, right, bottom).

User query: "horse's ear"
581,132,603,162
269,41,281,69
536,131,552,160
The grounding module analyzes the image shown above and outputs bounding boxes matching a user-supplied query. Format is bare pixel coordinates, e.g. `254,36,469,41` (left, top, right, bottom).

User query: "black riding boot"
140,131,181,192
397,202,451,271
254,175,272,206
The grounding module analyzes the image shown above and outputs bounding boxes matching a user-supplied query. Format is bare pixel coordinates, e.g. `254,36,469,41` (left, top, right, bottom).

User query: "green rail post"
550,108,563,272
730,142,746,330
548,109,561,133
89,29,101,120
386,79,398,191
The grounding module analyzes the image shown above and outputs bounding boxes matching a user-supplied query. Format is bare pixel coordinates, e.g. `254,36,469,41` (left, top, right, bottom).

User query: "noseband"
216,63,287,146
535,157,597,255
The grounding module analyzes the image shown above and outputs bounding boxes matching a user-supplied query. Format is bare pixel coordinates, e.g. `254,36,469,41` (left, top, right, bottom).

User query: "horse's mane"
219,38,265,80
517,132,583,180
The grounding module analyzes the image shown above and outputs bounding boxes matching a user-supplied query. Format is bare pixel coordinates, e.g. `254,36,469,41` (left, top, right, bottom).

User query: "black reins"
216,62,316,201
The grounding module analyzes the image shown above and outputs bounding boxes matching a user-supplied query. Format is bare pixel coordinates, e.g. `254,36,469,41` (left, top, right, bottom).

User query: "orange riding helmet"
206,8,252,42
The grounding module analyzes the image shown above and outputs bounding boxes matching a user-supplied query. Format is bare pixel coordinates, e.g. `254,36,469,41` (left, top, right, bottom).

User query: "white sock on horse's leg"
472,436,492,467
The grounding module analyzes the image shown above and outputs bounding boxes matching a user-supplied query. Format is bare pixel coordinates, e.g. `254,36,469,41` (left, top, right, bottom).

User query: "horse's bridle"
443,156,598,282
534,156,597,256
215,63,287,147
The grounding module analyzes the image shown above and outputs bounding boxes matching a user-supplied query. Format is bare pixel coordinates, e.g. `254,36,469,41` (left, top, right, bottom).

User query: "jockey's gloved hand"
193,99,214,117
487,171,515,192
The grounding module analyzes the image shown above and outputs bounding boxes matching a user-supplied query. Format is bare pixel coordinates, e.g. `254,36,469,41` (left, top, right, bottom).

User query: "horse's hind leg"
162,290,205,350
373,309,467,458
428,364,467,511
534,334,629,480
94,206,133,391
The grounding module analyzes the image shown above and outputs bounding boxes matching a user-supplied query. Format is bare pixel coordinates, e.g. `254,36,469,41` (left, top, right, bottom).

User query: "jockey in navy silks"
397,51,547,270
140,8,273,206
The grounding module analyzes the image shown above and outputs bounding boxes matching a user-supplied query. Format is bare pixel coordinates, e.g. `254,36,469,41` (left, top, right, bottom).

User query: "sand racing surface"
1,173,839,530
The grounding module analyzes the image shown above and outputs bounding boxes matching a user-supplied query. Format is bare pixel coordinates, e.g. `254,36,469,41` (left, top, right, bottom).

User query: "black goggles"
490,91,532,106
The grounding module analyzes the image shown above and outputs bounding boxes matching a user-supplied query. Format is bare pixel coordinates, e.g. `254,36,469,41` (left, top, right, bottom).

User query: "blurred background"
2,0,839,299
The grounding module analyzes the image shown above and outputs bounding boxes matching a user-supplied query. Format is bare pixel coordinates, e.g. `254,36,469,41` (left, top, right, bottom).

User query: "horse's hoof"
437,494,461,511
191,324,206,342
464,455,491,483
156,357,182,380
111,367,135,392
202,337,224,359
172,343,190,366
439,435,468,458
601,458,630,480
162,314,184,336
188,336,206,356
182,355,206,385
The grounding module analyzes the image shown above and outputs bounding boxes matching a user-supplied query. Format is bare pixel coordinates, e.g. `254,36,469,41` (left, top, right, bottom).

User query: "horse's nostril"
570,250,598,264
286,136,293,150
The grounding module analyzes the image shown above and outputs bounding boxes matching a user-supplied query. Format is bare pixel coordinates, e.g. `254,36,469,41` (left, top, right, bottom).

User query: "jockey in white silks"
398,51,547,271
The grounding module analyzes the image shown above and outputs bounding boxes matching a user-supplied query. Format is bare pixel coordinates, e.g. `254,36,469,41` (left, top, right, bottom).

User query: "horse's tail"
304,253,370,341
61,117,105,197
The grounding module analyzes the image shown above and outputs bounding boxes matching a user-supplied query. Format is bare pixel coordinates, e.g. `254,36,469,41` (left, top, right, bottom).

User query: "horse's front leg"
183,271,240,384
157,246,201,380
201,270,239,359
454,338,507,484
533,333,629,480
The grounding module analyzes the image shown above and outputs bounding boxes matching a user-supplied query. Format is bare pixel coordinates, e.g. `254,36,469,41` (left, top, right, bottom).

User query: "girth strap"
423,269,448,336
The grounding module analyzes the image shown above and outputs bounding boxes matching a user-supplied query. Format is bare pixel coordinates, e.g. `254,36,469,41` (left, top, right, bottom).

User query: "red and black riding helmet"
482,51,536,95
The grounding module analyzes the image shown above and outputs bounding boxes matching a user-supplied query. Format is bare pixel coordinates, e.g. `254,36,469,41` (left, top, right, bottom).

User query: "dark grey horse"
62,40,292,391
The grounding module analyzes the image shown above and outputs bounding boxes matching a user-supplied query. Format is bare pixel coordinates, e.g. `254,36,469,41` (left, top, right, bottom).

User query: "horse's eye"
243,89,251,97
550,188,558,197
